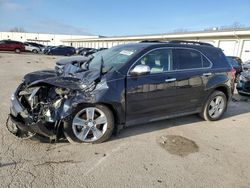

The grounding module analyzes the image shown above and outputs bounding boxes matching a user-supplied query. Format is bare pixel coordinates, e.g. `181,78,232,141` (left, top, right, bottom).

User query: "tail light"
231,68,236,81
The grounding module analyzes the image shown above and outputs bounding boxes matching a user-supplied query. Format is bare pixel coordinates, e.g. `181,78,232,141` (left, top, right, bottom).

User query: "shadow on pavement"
115,94,250,140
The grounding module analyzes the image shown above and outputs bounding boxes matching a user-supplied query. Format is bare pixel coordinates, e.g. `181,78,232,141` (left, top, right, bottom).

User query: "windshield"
88,45,142,72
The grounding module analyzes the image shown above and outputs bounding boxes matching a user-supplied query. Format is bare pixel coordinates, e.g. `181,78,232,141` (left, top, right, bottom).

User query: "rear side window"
202,56,211,67
172,49,211,70
6,41,19,44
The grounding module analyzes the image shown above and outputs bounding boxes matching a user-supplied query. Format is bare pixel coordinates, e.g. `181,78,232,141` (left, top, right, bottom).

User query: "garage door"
241,40,250,62
219,40,237,56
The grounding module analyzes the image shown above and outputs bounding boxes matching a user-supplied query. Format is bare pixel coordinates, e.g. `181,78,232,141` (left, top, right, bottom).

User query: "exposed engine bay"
18,85,71,123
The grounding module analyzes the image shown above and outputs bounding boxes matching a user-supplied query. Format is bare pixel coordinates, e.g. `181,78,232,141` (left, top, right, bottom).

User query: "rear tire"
200,91,227,121
63,104,114,144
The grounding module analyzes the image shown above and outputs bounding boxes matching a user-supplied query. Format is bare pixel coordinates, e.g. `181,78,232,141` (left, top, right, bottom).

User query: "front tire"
200,91,227,121
63,104,114,144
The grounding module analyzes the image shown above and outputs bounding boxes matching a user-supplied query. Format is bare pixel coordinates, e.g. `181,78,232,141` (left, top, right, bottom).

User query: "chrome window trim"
127,47,213,76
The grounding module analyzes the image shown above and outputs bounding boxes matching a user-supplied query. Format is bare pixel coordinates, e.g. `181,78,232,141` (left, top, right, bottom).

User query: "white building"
0,32,99,46
61,29,250,62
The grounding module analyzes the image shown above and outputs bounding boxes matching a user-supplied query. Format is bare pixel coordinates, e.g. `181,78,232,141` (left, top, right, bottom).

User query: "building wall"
0,32,97,46
61,30,250,62
63,38,250,62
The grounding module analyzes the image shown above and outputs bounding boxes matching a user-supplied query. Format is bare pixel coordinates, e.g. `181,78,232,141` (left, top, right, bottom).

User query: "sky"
0,0,250,36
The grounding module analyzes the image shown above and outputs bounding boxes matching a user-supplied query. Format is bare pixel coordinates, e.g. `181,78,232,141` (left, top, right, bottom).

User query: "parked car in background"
0,40,25,53
243,60,250,71
43,46,55,54
77,47,93,55
80,48,108,56
25,42,45,50
226,56,243,79
80,48,98,56
24,42,40,53
47,46,75,56
8,41,235,143
236,70,250,95
76,47,85,54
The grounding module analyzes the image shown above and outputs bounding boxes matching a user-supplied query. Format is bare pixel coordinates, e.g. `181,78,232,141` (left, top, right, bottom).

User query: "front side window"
133,49,172,73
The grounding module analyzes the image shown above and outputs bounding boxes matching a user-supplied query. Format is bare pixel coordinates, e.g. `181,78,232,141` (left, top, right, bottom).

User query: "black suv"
7,41,235,143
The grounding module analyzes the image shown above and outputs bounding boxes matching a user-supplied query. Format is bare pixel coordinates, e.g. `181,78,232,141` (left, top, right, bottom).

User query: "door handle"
203,73,212,76
165,78,176,82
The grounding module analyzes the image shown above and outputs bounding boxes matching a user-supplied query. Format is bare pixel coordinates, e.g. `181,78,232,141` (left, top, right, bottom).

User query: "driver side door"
125,48,178,126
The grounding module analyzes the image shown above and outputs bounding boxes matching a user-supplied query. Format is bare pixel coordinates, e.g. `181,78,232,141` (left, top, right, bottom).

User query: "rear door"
171,48,212,111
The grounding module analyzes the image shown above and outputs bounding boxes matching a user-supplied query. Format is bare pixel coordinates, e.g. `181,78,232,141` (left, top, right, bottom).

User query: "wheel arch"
205,74,232,101
213,86,230,100
97,102,123,126
201,84,231,111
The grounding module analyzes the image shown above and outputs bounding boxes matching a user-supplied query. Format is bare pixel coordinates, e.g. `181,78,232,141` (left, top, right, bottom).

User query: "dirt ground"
0,52,250,188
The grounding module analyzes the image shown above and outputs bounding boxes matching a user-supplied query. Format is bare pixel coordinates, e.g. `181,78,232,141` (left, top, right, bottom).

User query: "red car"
0,40,25,53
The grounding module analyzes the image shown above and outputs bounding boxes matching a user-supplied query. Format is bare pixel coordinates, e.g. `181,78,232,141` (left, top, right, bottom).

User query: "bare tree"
8,27,26,32
204,22,246,31
220,22,245,30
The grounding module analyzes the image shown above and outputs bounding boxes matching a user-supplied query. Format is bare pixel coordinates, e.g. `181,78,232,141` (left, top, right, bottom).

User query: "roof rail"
139,40,165,43
169,40,214,47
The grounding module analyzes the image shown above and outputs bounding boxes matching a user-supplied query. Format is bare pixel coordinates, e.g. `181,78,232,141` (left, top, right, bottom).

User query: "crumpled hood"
23,57,101,90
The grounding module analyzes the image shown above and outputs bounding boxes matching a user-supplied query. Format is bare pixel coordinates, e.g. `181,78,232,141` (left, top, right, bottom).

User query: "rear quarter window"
172,49,211,70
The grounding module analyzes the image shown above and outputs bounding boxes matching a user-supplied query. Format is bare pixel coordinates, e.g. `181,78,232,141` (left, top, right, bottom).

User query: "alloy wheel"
72,107,108,142
208,96,225,119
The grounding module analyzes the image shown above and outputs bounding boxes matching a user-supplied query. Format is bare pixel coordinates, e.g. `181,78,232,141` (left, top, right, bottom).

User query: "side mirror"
130,65,150,76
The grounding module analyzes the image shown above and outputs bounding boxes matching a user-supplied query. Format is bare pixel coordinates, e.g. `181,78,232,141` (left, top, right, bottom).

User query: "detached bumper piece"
8,114,55,138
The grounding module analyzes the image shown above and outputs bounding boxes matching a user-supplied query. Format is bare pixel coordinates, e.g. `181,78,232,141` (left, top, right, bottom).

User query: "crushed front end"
8,82,77,140
7,57,102,141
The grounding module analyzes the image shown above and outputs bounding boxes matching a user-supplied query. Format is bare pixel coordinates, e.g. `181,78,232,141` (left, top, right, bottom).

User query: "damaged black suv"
7,41,235,143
